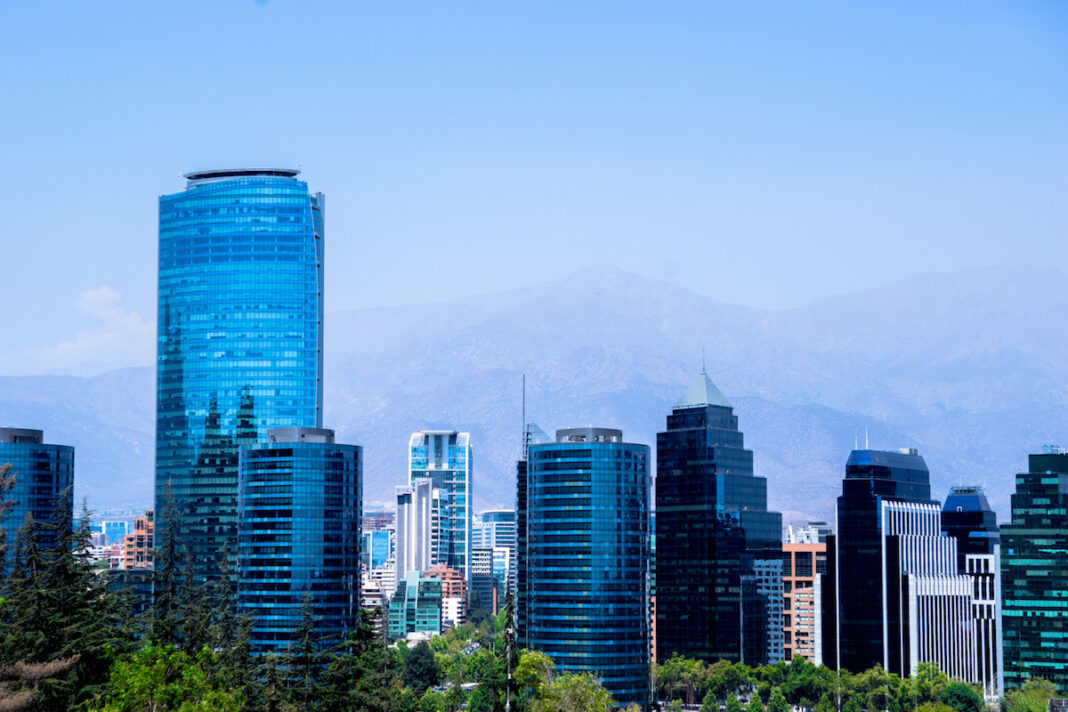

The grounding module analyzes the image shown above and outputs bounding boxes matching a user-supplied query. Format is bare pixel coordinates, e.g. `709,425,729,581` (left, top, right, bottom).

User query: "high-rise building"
782,542,826,663
409,431,472,580
785,520,834,544
0,428,74,573
388,571,443,641
123,510,154,569
395,478,441,580
237,428,361,654
941,486,1003,698
520,427,650,708
470,546,497,613
425,564,467,628
473,509,516,550
1001,447,1068,691
515,423,551,641
362,529,393,570
156,168,324,582
102,520,130,547
655,373,783,665
822,449,978,681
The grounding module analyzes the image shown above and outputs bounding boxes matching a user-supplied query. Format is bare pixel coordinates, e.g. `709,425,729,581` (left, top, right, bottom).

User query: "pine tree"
286,593,323,710
0,463,16,581
150,485,184,647
178,550,213,653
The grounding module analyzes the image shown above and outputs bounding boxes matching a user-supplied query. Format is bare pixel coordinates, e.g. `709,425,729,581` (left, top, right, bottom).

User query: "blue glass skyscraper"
0,428,74,573
521,427,650,708
409,431,472,580
237,427,361,654
156,168,324,580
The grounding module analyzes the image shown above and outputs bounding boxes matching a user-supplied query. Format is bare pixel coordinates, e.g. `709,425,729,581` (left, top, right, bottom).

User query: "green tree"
708,660,749,702
321,608,405,712
285,594,324,709
1003,678,1058,712
910,662,949,707
405,641,443,696
939,682,982,712
747,693,766,712
514,650,554,706
532,672,614,712
0,463,15,579
727,692,746,712
150,487,184,648
814,693,836,712
88,644,242,712
767,687,790,712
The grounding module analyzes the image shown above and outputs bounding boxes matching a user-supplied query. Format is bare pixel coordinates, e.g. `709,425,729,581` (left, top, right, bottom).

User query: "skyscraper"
655,372,783,665
409,431,472,581
520,427,650,708
472,509,516,550
941,486,1003,698
156,168,324,582
1001,447,1068,691
237,427,361,654
0,428,74,573
395,478,441,580
782,541,826,664
822,449,977,681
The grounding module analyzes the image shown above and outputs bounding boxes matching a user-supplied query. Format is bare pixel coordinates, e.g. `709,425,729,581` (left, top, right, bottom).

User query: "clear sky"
0,1,1065,375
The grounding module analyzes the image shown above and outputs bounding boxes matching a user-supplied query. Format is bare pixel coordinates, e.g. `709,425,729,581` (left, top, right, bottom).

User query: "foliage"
405,641,442,696
1003,678,1058,712
87,644,241,712
939,682,983,712
531,672,614,712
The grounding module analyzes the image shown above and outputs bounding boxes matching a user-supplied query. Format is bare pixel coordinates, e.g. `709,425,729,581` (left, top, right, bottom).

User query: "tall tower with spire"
655,370,783,665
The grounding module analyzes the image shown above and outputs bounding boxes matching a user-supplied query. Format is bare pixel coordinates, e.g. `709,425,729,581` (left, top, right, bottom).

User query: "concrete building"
783,542,826,663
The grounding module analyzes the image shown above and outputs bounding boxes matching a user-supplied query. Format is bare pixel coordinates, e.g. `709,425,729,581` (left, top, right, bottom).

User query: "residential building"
425,564,467,628
942,486,1003,699
520,426,650,708
822,449,978,681
396,478,441,579
1001,447,1068,691
123,510,154,569
237,427,361,654
388,571,443,641
409,431,472,580
783,542,826,663
655,372,784,665
0,428,74,572
156,168,324,583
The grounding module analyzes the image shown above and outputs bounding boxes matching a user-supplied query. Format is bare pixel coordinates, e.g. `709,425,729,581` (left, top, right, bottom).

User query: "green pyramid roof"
674,372,731,409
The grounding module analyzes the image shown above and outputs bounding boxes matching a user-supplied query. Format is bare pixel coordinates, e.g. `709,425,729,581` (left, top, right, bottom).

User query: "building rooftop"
183,168,300,187
674,372,731,410
942,485,993,513
0,428,44,445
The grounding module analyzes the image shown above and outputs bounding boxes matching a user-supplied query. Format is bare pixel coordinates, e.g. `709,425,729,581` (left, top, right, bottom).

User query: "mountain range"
2,265,1065,523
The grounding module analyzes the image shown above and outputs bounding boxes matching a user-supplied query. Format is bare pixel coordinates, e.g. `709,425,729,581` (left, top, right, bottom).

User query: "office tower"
783,541,826,663
123,510,154,569
785,520,834,544
650,511,657,665
237,428,361,654
515,423,551,641
388,572,443,641
102,520,130,547
425,564,467,628
942,486,1003,698
473,509,516,550
521,427,650,708
492,547,513,602
362,530,393,570
395,478,441,579
822,449,977,681
0,428,74,572
409,431,472,580
1001,447,1068,691
655,372,784,665
470,547,497,613
156,168,324,582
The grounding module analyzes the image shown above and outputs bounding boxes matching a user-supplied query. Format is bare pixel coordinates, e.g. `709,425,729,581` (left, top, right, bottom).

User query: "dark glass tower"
655,373,783,665
0,428,74,573
237,427,361,654
1001,448,1068,691
156,168,324,581
942,486,1003,698
521,427,650,708
823,449,978,681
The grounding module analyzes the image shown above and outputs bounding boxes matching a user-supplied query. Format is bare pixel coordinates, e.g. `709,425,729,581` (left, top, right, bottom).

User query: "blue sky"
0,1,1065,374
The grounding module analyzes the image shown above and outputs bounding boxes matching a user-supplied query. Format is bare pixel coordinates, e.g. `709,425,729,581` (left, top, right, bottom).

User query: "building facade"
655,373,783,666
0,428,74,573
409,431,472,580
362,529,393,570
783,542,826,663
473,509,516,550
388,571,443,641
156,168,324,583
471,546,497,613
822,449,978,681
395,478,441,580
425,564,467,628
941,486,1003,698
520,427,650,708
123,510,154,569
237,427,361,654
1001,448,1068,691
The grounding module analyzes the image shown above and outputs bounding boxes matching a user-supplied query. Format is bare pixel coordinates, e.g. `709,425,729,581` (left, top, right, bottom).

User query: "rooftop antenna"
702,347,707,375
854,428,859,451
865,426,869,450
521,374,527,459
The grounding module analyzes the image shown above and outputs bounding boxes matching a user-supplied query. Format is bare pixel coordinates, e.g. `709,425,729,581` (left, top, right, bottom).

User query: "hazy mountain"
2,265,1065,522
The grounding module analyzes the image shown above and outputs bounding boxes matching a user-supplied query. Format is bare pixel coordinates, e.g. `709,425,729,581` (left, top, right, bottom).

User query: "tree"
531,672,614,712
0,657,79,712
939,682,982,712
726,692,746,712
915,704,955,712
87,644,242,712
767,687,790,712
404,641,442,696
747,693,766,712
1003,678,1058,712
285,593,324,709
703,689,724,712
514,650,554,706
0,464,15,579
150,486,184,648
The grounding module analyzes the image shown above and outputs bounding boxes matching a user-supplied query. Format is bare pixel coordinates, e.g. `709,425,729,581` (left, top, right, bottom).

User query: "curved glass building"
0,428,74,573
522,427,650,708
156,168,324,581
237,428,361,654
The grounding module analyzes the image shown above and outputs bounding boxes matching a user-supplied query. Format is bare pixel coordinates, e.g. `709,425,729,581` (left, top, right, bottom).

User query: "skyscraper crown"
673,372,731,410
